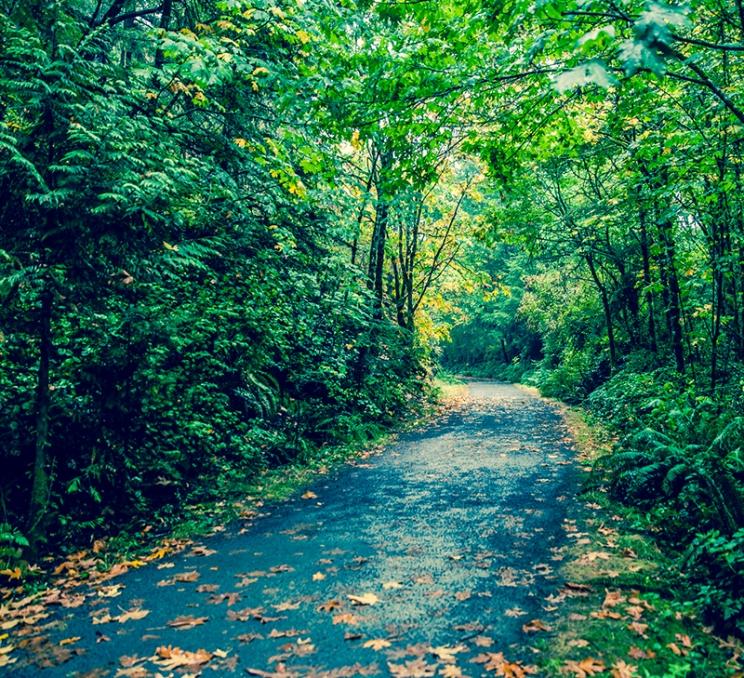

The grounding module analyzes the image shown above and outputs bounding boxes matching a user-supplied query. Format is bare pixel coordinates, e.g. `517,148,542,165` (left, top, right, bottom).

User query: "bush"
685,529,744,635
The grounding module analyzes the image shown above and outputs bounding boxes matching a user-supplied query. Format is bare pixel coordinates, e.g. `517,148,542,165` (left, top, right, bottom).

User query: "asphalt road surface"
8,382,580,677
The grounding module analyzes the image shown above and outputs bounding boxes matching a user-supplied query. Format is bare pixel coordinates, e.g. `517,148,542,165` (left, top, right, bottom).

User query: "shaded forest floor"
1,382,740,676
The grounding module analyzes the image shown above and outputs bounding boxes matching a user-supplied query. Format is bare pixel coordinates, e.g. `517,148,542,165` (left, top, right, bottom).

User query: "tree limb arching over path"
12,383,579,677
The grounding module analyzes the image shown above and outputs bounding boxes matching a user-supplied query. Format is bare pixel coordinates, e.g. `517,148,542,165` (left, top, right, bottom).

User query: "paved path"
9,382,579,677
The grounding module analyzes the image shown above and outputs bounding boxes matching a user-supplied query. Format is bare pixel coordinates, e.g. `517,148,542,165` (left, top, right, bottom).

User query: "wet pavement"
8,382,580,677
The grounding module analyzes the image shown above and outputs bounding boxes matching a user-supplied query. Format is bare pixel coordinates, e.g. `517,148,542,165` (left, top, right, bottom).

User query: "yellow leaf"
116,608,149,623
0,568,22,581
59,637,80,646
347,593,379,606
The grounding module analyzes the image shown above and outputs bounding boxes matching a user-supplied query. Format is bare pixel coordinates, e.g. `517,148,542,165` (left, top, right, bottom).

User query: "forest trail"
12,383,581,677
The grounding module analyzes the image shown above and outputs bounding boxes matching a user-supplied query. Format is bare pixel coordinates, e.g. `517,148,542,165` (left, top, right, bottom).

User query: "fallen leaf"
348,593,379,606
603,590,625,608
627,646,655,660
625,605,644,620
116,608,149,623
611,660,638,677
59,637,81,646
312,572,326,581
561,657,605,677
471,651,536,675
431,645,467,663
627,622,648,638
474,635,494,647
270,564,294,574
208,592,241,606
246,664,298,678
174,571,200,583
0,568,22,582
318,600,342,612
363,639,391,650
591,609,622,620
522,619,552,633
97,585,123,598
332,613,359,626
675,633,693,648
388,658,437,677
505,607,527,617
302,491,318,500
154,645,213,671
167,615,208,630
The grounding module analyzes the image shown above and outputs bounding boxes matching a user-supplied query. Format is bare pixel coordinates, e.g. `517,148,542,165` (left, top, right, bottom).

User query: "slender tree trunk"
28,287,53,550
367,151,391,318
585,254,617,369
638,205,658,353
368,200,388,314
658,217,685,373
154,0,173,68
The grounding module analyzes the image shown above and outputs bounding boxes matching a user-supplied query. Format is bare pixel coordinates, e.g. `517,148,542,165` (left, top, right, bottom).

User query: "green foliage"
580,368,744,633
0,523,29,571
685,529,744,635
0,0,431,553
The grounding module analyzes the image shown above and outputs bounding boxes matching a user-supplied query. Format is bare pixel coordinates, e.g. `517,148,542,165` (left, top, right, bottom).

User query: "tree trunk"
585,254,617,369
367,151,391,318
28,287,53,551
154,0,173,68
658,217,686,373
638,205,658,353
